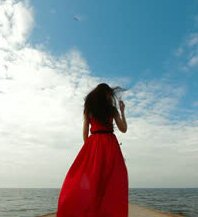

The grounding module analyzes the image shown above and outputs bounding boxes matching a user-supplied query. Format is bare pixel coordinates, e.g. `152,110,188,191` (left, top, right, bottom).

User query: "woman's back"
89,116,114,134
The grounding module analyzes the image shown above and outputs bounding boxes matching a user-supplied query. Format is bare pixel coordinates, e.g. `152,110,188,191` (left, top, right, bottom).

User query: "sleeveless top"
89,116,114,134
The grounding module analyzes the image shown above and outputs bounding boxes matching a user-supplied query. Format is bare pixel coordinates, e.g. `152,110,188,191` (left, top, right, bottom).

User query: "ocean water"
130,188,198,217
0,188,197,217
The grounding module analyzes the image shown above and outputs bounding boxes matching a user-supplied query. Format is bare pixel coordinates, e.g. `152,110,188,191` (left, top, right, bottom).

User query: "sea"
0,188,197,217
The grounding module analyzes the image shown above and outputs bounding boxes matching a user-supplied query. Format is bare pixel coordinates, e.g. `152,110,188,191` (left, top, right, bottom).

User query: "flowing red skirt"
57,133,128,217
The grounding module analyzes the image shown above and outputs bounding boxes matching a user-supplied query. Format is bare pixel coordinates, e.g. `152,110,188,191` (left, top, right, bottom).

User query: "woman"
57,83,128,217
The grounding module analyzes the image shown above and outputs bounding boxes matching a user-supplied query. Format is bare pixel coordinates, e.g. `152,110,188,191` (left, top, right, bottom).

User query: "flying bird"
73,16,81,22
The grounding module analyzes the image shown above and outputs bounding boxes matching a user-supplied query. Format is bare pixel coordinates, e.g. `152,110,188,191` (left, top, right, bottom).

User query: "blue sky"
31,0,191,76
30,0,198,119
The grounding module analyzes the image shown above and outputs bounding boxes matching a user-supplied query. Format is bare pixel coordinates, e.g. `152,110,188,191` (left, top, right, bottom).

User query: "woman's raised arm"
114,101,127,133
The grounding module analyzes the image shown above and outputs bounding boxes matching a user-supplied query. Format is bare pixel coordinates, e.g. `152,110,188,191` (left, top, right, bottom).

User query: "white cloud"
187,33,198,47
0,0,100,188
0,0,34,49
124,81,185,119
175,25,198,69
188,55,198,67
117,81,198,188
0,0,197,189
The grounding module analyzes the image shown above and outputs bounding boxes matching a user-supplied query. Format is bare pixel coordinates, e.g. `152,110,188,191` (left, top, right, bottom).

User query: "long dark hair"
84,83,125,128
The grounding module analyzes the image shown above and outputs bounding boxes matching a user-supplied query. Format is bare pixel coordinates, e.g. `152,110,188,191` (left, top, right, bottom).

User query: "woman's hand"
119,100,125,114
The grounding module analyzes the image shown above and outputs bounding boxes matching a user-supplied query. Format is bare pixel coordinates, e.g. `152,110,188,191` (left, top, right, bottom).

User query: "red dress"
57,116,128,217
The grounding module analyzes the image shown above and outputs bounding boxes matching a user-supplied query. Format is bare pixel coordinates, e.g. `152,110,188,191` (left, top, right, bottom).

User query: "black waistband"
91,130,113,134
